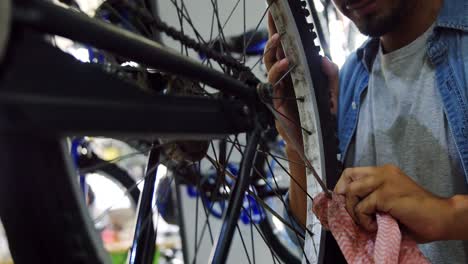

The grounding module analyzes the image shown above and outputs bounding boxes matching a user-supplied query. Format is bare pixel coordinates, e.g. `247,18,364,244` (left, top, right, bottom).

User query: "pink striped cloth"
312,193,430,264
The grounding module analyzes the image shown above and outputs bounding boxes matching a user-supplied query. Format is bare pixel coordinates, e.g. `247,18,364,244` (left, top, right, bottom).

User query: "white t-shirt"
351,24,468,263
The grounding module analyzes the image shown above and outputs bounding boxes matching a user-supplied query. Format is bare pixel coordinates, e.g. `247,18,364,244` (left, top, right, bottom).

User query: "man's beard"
353,1,412,37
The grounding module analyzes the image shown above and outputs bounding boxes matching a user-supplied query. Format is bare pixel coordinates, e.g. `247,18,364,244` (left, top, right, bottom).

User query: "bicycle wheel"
0,0,342,263
76,139,143,206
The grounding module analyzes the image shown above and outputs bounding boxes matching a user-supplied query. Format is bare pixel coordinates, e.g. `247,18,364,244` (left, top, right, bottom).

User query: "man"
265,0,468,262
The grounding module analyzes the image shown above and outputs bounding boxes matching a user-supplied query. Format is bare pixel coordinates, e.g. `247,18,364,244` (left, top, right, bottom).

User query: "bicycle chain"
120,0,250,72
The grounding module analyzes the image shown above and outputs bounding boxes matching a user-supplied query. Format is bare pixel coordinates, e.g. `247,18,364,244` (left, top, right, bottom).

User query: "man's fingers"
355,193,378,232
334,167,362,194
334,167,377,194
267,12,278,37
343,177,382,226
264,33,280,71
347,175,383,199
345,195,360,224
321,56,339,81
321,57,339,115
267,58,289,85
336,167,384,226
276,43,285,61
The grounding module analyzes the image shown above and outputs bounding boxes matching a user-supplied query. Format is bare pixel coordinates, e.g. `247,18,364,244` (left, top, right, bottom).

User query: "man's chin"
355,18,394,37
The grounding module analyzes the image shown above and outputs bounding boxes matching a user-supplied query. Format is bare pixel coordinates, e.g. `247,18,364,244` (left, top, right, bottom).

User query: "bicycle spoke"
216,0,243,41
250,31,287,70
168,0,225,97
242,1,274,62
168,0,209,46
254,164,310,240
193,164,201,264
242,0,246,64
240,197,282,264
192,220,212,263
206,154,306,240
273,64,297,87
235,224,253,264
205,0,216,45
190,136,239,262
175,0,186,53
265,103,331,196
211,0,228,50
267,154,313,201
197,165,215,244
196,0,242,67
247,198,256,264
264,160,312,263
190,163,217,264
225,137,314,202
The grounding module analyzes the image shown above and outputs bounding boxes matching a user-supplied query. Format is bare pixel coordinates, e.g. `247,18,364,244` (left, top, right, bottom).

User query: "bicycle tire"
269,0,345,263
79,155,141,206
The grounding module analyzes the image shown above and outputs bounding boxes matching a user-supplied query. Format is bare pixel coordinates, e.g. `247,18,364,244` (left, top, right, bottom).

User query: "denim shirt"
337,0,468,183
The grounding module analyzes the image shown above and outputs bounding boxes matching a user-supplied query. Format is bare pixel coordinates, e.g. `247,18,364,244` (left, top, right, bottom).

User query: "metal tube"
0,30,252,137
12,0,256,99
129,145,160,264
209,125,261,264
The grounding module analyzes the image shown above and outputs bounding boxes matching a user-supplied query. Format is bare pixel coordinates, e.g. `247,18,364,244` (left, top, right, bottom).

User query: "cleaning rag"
312,192,430,264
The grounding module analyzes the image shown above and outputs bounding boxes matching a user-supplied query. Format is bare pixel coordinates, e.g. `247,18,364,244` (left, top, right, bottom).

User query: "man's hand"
264,12,301,149
335,164,456,242
264,12,339,149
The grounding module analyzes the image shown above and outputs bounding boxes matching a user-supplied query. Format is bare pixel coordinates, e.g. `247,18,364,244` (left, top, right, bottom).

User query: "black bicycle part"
12,0,256,99
117,0,249,73
306,0,331,59
129,145,160,264
0,28,252,137
209,126,262,263
95,0,161,43
0,134,110,263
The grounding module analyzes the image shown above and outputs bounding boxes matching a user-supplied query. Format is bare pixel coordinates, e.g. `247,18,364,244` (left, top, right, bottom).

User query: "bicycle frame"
2,0,259,139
